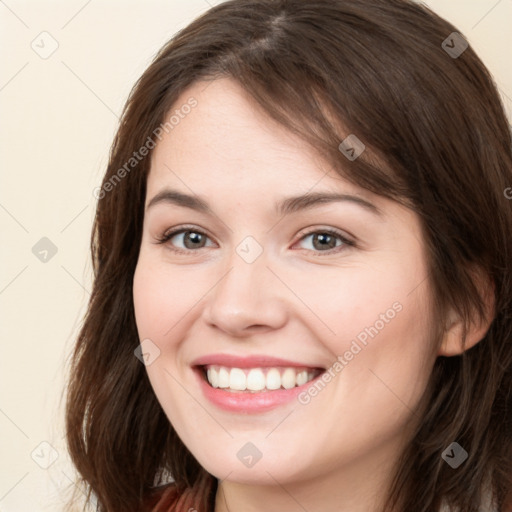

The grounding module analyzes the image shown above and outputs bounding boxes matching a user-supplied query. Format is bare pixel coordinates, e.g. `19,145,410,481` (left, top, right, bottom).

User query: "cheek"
283,257,429,352
132,257,206,423
314,279,436,429
297,257,436,405
132,254,219,392
132,256,209,340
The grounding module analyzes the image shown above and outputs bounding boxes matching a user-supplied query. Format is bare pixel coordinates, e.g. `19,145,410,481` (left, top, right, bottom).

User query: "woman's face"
133,77,438,488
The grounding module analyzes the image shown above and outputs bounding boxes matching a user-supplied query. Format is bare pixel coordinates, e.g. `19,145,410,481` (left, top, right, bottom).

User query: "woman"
65,0,512,511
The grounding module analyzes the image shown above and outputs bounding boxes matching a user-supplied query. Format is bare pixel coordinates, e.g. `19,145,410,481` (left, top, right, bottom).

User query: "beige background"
0,0,511,510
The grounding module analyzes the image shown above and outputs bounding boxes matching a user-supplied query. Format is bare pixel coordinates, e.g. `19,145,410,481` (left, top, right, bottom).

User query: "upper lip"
191,354,325,369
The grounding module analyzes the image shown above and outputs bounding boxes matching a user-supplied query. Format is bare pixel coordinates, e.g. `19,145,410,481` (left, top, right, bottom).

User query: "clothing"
147,473,505,512
147,471,216,512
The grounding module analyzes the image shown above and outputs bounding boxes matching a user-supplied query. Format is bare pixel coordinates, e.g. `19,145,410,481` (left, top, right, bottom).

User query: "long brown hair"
65,0,512,510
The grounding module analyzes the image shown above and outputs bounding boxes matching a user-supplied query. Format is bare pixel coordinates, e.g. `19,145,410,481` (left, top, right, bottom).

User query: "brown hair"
65,0,512,510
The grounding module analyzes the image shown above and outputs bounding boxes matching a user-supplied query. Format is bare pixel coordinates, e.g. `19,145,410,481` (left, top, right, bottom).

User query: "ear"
437,267,495,357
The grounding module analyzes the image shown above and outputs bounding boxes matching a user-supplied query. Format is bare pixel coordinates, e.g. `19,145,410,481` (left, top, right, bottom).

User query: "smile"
191,354,326,413
203,365,322,392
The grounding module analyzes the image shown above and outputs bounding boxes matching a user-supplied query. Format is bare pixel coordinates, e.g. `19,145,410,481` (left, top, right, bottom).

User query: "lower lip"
193,367,324,413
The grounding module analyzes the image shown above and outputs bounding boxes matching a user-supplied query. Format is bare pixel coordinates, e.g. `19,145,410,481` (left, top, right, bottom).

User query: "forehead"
147,77,368,201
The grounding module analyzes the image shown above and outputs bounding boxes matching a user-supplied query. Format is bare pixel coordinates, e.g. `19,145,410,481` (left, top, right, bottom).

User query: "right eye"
155,226,216,253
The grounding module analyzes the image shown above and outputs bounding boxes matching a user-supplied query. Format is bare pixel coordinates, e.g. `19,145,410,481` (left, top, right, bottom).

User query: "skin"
132,77,488,512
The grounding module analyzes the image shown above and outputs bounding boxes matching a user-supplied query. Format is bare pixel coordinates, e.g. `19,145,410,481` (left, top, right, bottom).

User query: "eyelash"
154,224,355,256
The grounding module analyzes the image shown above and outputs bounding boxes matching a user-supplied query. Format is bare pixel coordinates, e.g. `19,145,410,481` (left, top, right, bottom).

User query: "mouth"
190,354,327,413
197,364,324,393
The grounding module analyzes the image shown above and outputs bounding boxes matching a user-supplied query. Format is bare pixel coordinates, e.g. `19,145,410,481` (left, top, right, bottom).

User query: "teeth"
246,368,266,391
296,370,308,386
229,368,246,391
266,368,281,390
281,368,296,389
204,366,320,392
218,367,230,388
207,367,218,388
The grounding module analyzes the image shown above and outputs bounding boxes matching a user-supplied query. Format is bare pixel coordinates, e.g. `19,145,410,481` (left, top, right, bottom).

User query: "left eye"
295,230,352,253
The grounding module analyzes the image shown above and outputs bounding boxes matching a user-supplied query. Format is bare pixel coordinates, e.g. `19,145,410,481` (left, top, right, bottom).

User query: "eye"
294,228,354,255
155,226,215,253
154,225,355,256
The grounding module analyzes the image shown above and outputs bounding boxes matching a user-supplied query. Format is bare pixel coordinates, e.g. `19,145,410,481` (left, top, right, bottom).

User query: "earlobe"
437,269,495,357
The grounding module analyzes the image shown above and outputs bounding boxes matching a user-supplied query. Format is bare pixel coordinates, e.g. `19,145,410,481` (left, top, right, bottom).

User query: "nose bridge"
204,236,287,334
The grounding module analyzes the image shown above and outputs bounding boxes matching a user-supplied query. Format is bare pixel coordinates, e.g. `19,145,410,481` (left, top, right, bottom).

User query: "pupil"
314,233,335,250
185,231,203,248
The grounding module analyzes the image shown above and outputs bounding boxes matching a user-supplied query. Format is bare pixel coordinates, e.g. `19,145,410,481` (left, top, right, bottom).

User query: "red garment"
145,473,512,511
146,472,216,512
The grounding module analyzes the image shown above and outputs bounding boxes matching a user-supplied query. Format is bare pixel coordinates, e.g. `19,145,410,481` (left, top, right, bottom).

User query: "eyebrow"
146,189,382,217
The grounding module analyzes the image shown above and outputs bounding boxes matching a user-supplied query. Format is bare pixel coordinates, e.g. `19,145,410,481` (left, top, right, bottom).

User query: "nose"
202,247,289,337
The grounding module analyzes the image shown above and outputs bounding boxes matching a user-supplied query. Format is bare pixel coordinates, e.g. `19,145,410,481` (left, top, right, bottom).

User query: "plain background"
1,0,511,510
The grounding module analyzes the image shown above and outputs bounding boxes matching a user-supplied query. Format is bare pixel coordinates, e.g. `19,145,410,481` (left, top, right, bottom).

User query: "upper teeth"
205,366,320,392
